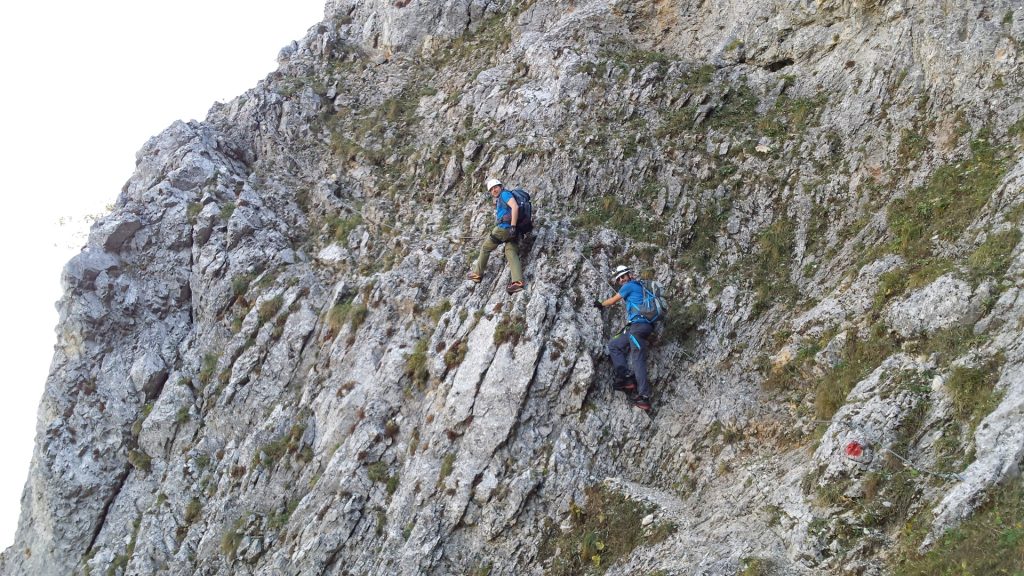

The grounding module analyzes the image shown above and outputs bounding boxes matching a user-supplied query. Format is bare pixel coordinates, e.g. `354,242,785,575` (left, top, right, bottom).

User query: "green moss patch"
945,359,1003,432
253,423,311,468
539,485,676,576
888,132,1012,261
678,199,731,273
494,314,527,346
894,480,1024,575
574,195,666,244
326,297,369,339
966,229,1021,284
814,324,899,420
749,218,800,315
405,337,430,389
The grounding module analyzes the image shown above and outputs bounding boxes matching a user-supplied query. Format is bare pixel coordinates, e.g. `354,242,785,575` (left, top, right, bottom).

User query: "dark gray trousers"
608,322,654,397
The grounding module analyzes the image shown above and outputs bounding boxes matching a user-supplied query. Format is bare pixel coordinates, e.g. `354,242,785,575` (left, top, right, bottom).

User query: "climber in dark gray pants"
608,323,654,405
594,265,654,411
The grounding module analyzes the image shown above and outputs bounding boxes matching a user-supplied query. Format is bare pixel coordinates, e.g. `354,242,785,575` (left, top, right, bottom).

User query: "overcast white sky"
0,0,327,549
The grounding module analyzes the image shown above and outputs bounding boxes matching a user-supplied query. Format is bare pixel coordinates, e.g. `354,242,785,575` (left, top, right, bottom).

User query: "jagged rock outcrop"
3,1,1024,575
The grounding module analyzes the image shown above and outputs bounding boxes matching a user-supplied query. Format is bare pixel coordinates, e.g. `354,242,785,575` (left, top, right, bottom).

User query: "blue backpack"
501,188,534,235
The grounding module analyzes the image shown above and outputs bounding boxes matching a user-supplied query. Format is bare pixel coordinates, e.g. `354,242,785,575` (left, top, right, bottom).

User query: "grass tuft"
128,449,152,473
326,297,369,339
220,515,248,559
574,195,665,244
184,498,202,524
966,229,1021,284
815,324,898,420
750,219,799,315
327,213,363,243
439,453,456,482
738,557,774,576
257,295,284,326
444,340,468,370
253,423,309,468
405,337,430,389
888,131,1011,260
660,303,705,346
538,485,676,576
894,480,1024,575
198,353,218,386
945,360,1003,431
494,314,527,346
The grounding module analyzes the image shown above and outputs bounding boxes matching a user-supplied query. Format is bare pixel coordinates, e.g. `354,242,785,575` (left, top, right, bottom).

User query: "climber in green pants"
466,177,524,295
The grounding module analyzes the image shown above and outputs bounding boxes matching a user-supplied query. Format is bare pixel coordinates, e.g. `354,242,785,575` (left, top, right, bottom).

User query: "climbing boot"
506,281,524,294
466,272,482,283
631,394,652,412
613,371,636,392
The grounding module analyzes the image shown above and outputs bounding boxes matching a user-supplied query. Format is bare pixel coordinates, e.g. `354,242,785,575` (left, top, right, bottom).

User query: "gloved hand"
508,226,518,240
593,299,603,310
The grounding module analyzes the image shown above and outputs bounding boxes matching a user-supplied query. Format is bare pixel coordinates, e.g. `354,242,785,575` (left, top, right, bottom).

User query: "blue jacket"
494,190,515,229
618,280,650,324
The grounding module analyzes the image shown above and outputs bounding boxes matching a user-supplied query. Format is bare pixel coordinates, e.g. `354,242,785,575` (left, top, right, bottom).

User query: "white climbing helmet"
611,265,632,282
485,178,503,191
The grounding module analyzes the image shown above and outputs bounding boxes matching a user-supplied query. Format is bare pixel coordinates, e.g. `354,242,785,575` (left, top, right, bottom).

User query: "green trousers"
473,226,522,283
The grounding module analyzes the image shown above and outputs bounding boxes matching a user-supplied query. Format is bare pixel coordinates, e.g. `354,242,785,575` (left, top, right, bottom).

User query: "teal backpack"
633,280,668,323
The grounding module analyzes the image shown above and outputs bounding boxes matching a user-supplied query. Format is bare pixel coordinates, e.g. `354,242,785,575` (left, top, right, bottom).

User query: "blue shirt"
494,190,515,228
618,280,649,323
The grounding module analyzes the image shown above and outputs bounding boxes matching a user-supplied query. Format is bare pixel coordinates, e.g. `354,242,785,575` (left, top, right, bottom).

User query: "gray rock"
884,274,975,338
62,249,120,291
928,349,1024,546
129,351,168,400
92,215,143,253
6,1,1024,575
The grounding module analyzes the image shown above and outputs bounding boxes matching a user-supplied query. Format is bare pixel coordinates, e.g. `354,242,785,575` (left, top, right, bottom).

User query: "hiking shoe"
466,272,482,283
613,373,636,392
613,380,636,392
632,395,652,412
506,281,524,294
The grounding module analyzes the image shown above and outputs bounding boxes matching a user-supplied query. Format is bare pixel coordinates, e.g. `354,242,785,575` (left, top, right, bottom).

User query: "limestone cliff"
3,1,1024,575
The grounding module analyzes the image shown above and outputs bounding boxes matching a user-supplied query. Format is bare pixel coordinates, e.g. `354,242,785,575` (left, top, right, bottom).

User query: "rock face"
3,1,1024,575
